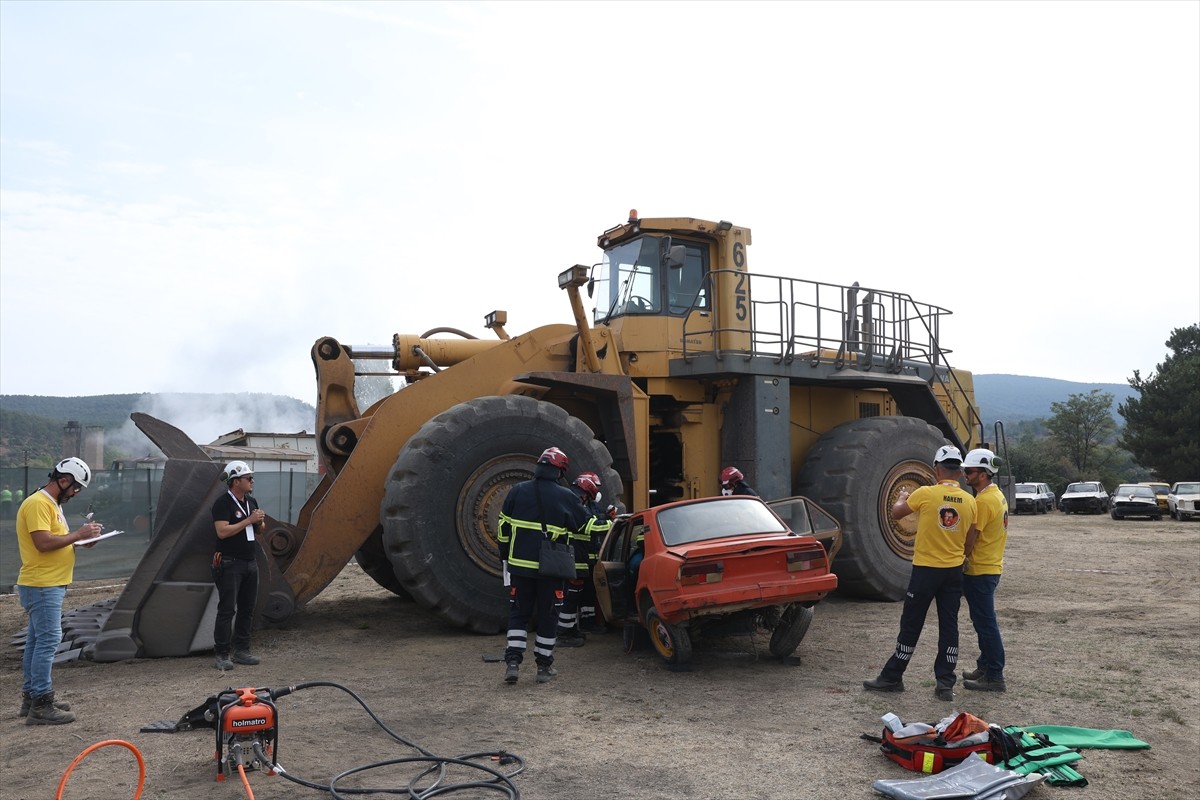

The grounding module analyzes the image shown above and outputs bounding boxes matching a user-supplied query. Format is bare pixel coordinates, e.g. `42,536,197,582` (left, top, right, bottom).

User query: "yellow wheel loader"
87,212,990,660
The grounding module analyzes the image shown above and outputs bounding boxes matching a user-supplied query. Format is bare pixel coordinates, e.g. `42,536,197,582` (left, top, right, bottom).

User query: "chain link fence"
1,467,322,589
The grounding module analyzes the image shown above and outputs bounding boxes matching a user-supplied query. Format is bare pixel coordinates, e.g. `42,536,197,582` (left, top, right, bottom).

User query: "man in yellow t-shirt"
864,445,977,702
961,448,1009,692
15,458,102,725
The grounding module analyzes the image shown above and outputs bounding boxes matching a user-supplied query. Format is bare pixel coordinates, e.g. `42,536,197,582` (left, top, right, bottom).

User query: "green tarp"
1022,726,1150,750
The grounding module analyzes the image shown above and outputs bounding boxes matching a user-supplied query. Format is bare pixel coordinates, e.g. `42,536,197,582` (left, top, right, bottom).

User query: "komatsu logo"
230,717,268,728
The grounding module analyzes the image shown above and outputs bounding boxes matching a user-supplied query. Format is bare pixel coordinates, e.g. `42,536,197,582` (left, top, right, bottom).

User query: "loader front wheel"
381,395,621,633
794,416,946,601
353,527,414,601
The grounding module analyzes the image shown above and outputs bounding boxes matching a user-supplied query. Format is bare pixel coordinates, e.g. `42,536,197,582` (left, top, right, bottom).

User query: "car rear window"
657,498,789,546
1175,483,1200,494
1016,484,1035,492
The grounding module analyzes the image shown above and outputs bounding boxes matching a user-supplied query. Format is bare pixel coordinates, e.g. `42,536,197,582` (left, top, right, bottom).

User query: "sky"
2,1,1198,423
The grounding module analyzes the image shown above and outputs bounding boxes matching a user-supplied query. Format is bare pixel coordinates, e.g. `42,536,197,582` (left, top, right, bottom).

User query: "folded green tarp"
1022,726,1150,750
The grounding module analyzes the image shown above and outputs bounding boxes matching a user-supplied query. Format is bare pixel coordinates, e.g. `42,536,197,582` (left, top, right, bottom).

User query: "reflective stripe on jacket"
497,476,589,576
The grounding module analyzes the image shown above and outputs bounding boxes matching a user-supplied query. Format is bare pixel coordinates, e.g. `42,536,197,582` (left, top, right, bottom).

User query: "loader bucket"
86,413,294,662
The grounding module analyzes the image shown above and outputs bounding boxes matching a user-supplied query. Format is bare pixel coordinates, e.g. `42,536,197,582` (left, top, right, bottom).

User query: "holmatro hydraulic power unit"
214,687,279,781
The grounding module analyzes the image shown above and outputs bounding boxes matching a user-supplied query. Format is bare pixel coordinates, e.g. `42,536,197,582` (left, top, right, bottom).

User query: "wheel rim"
455,454,536,575
650,619,676,660
877,459,934,559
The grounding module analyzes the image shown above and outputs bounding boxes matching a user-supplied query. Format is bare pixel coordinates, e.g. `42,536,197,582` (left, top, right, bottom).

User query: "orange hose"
55,739,146,800
236,762,256,799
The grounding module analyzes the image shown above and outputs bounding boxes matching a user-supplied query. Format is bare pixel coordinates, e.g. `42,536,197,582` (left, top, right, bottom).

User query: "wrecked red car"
593,495,842,666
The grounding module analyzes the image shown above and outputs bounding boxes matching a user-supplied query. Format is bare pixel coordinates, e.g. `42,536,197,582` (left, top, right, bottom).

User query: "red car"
593,495,842,666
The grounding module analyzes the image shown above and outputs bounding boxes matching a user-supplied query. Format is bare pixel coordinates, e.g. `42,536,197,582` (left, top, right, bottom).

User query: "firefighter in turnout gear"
497,447,590,684
557,472,614,644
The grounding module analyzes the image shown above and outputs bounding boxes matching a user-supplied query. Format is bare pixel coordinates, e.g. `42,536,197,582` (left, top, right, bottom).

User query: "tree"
1046,389,1117,478
1119,324,1200,481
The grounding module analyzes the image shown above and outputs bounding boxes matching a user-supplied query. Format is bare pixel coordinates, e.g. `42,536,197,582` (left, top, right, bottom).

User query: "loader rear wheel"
794,416,946,601
381,395,621,633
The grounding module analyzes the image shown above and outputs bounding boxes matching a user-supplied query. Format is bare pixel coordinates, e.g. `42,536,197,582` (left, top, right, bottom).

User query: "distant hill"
973,375,1135,424
0,393,316,467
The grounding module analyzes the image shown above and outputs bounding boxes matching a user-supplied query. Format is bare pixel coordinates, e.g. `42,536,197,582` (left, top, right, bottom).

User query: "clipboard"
73,530,125,546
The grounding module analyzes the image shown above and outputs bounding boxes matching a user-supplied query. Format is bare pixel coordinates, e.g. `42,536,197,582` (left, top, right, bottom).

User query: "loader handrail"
680,269,981,445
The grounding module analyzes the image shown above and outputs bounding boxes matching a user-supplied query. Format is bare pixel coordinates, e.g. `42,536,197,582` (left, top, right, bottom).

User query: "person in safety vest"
864,445,977,702
497,447,590,684
557,472,614,644
210,460,267,671
719,466,758,496
960,448,1009,693
16,458,101,724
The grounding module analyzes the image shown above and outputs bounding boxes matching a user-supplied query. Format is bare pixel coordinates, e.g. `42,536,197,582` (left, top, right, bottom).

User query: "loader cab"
592,235,711,322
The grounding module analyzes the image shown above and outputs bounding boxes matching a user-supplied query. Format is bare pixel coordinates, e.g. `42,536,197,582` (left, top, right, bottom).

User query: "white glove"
502,560,510,587
595,491,602,504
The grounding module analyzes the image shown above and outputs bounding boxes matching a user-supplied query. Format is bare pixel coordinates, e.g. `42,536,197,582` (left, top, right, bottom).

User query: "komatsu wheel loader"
87,211,990,661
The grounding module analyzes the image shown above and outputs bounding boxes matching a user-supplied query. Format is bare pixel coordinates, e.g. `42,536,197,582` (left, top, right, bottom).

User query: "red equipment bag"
879,716,996,774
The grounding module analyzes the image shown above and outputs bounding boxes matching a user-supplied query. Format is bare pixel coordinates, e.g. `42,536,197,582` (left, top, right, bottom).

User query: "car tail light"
679,561,724,585
787,547,827,572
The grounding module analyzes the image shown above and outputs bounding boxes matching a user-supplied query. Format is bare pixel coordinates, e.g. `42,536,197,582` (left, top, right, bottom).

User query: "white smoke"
107,393,316,458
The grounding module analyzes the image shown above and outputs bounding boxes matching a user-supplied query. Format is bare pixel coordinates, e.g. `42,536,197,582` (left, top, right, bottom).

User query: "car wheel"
622,622,650,654
645,605,692,665
1110,510,1119,520
768,604,815,658
1170,509,1178,520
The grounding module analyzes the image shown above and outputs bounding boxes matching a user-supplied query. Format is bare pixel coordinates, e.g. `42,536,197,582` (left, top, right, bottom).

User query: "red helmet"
573,473,601,499
538,447,569,471
720,466,744,486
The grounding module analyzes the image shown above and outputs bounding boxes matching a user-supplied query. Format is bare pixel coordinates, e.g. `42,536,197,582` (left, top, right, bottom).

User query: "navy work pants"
881,564,963,688
505,573,563,667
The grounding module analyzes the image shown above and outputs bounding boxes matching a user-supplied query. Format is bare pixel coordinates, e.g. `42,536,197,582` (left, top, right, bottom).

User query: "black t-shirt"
211,491,259,561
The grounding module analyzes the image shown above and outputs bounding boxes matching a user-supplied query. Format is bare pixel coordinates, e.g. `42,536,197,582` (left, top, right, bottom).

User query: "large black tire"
768,603,814,658
794,416,947,601
353,527,414,601
646,605,692,665
380,395,622,633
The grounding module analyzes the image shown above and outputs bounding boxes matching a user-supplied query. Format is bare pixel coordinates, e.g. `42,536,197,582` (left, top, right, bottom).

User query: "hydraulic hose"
265,680,525,798
55,739,146,800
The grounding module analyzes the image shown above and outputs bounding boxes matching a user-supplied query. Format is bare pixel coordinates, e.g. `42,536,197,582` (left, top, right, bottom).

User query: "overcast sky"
2,1,1198,416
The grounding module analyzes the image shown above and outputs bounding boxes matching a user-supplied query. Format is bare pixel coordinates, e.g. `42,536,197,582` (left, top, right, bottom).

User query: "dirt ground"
2,510,1198,800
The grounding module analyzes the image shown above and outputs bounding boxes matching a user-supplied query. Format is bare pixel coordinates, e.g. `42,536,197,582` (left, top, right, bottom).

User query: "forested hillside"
972,374,1134,423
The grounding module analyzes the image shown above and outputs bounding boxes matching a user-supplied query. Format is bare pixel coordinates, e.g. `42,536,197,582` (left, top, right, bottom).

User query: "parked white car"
1014,482,1054,514
1060,481,1109,514
1167,482,1199,520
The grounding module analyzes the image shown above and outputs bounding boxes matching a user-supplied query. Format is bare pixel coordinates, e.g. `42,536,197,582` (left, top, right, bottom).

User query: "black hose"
263,680,525,798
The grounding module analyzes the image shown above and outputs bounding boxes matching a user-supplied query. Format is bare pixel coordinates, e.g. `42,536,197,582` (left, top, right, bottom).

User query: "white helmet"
963,448,1001,475
53,457,91,488
222,460,254,483
934,445,963,465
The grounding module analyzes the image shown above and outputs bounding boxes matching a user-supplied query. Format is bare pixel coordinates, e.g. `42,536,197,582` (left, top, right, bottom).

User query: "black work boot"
963,675,1007,692
962,667,985,681
555,626,585,648
26,693,76,725
935,684,955,701
504,660,520,684
536,664,558,684
19,691,70,718
863,675,905,692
